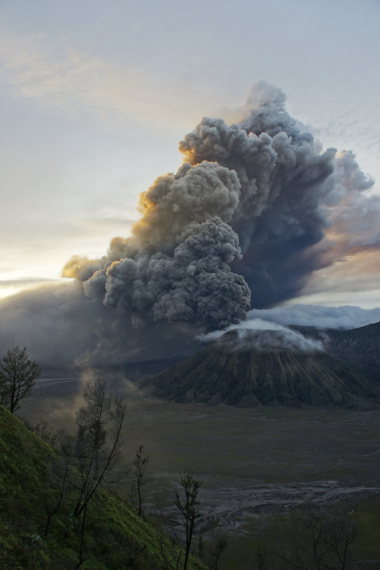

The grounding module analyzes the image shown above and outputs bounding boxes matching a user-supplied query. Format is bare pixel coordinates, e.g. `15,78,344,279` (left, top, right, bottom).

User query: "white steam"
199,317,324,352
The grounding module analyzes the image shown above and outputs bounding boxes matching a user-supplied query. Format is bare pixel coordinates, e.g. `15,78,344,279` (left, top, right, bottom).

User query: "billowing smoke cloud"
199,318,324,352
64,82,379,331
180,83,379,308
65,164,250,330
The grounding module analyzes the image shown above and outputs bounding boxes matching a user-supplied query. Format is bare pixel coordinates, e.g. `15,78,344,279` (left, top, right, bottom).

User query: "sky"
1,0,379,307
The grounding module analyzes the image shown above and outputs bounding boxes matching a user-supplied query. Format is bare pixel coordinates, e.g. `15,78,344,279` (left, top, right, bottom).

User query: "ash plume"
65,164,251,330
180,83,378,308
64,82,379,331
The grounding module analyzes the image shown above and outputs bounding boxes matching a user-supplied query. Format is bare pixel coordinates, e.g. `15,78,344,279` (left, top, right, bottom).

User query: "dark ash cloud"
63,81,379,332
64,163,251,330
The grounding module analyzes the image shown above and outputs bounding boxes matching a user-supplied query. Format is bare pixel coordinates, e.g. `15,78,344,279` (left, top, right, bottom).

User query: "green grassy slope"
0,406,204,570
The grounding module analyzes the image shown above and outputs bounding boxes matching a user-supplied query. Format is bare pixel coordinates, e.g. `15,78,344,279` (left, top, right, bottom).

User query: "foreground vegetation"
218,503,380,570
2,369,380,570
0,405,205,570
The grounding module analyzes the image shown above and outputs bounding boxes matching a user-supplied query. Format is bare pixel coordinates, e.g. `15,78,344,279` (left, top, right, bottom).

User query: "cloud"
300,247,380,305
0,277,64,300
0,282,201,366
0,277,58,288
0,31,223,132
249,304,380,329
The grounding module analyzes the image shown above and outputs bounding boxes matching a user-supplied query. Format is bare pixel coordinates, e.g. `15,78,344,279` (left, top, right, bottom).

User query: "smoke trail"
64,82,379,329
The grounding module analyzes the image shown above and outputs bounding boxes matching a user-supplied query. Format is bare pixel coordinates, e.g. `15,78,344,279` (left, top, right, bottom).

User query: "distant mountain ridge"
142,322,380,409
292,320,380,373
325,321,380,372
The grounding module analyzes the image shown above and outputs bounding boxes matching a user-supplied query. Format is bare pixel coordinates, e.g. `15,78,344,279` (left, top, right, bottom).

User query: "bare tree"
277,507,359,570
199,533,227,570
241,507,362,570
131,444,150,517
243,543,273,570
75,501,88,570
175,472,202,570
72,379,126,518
0,346,41,413
62,379,127,568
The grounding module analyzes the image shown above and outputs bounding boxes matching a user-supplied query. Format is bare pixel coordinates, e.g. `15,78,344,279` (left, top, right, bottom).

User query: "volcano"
142,326,380,409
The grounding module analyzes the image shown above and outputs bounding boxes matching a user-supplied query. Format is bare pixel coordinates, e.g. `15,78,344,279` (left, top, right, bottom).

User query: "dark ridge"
292,321,380,373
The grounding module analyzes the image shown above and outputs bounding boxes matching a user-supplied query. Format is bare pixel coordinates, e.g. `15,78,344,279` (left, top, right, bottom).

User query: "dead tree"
0,346,40,413
175,472,202,570
278,507,359,570
72,379,126,518
131,444,150,517
200,533,228,570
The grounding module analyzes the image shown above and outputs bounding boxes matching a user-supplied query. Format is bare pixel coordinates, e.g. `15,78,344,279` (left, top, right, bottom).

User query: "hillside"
326,321,380,372
0,406,204,570
292,321,380,372
143,332,380,408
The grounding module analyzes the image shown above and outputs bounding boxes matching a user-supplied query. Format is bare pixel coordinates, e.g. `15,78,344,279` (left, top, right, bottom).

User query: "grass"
352,496,380,563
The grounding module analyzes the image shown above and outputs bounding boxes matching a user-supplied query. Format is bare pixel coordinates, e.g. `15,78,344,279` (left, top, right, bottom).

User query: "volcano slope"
143,330,380,409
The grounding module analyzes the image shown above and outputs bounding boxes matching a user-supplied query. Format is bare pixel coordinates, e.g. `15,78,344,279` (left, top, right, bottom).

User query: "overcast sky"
1,0,379,306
